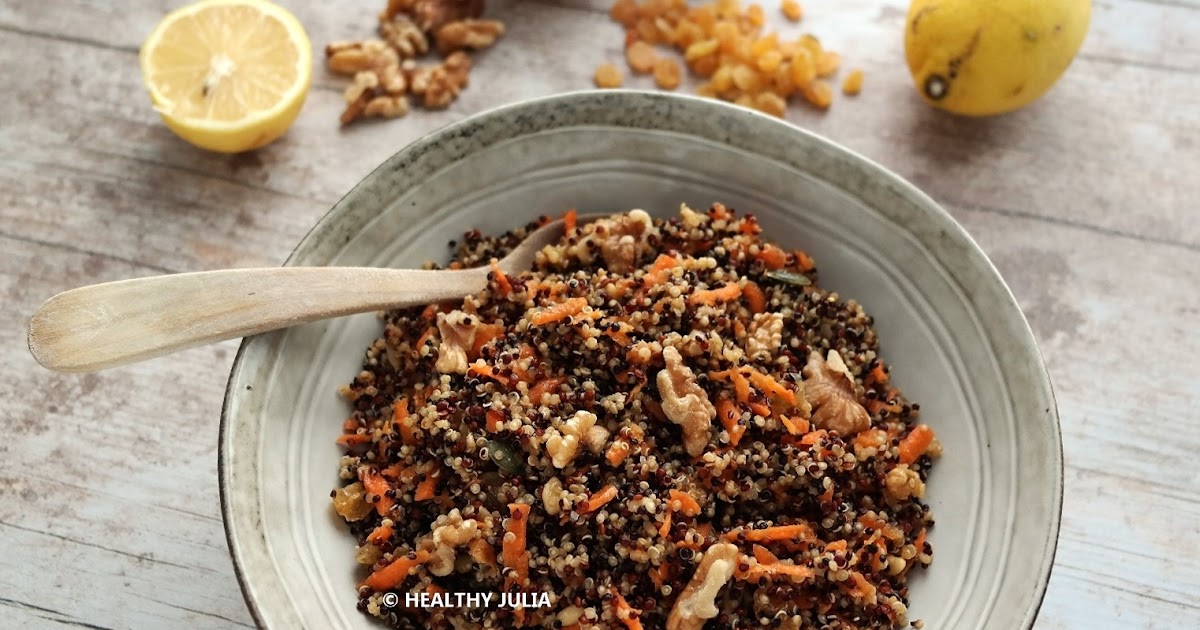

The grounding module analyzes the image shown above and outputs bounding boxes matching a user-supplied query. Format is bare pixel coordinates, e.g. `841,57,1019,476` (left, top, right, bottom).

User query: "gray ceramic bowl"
220,90,1061,629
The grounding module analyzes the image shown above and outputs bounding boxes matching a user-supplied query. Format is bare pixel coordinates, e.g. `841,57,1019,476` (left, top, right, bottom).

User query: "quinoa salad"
331,205,941,629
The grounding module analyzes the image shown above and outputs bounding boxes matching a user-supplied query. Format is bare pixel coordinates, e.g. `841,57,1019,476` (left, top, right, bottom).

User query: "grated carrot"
414,326,436,355
794,250,815,272
866,363,889,386
394,397,417,445
469,538,497,567
752,544,779,565
485,409,504,433
468,361,512,387
914,527,927,556
470,323,505,359
606,441,632,466
362,550,429,591
742,280,767,313
898,424,935,464
337,433,372,447
800,429,828,446
658,509,673,538
669,489,702,517
755,244,788,269
743,366,797,405
503,503,531,587
531,297,588,326
780,415,809,436
689,282,743,306
360,470,395,516
490,260,512,296
611,591,644,630
844,571,877,601
646,254,678,284
716,398,746,446
564,208,578,233
414,470,441,501
580,484,619,514
528,376,566,405
725,523,815,543
367,523,393,544
710,369,751,403
748,401,771,418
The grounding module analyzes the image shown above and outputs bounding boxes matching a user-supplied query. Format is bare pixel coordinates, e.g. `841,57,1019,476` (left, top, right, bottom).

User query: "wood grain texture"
1,0,1198,628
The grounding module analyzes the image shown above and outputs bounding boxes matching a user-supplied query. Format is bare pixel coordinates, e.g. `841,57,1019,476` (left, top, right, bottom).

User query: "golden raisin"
595,62,624,88
610,0,639,27
627,40,658,73
789,47,816,85
636,18,659,43
690,53,720,77
755,91,787,117
781,0,803,22
654,58,683,89
842,68,863,95
756,49,783,73
816,50,841,77
685,38,720,61
731,64,763,92
801,79,833,109
711,64,734,93
746,4,765,27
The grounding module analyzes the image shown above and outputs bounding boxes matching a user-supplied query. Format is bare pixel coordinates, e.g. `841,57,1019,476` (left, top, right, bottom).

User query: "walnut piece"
667,541,738,630
657,346,716,457
435,310,478,374
379,14,429,59
410,52,472,109
801,350,870,436
745,312,783,360
435,19,505,55
597,209,657,274
408,0,484,33
545,410,598,469
334,40,410,125
422,509,481,576
541,477,564,516
355,542,383,566
884,464,925,504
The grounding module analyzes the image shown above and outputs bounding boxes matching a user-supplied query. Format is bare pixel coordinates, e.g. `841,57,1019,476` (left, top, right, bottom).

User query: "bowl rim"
219,89,1062,629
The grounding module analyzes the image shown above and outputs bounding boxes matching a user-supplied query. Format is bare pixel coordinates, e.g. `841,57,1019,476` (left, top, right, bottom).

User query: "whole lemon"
904,0,1091,116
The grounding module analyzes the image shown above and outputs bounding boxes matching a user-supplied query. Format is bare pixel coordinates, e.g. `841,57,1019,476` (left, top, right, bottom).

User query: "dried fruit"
842,68,864,95
595,62,625,88
781,0,803,22
654,58,683,89
626,40,658,73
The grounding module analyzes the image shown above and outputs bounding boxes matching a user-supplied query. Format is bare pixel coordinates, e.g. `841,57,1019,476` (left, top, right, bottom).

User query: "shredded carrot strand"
742,280,767,313
468,361,511,387
914,528,928,556
866,363,889,386
752,545,779,565
367,523,393,544
564,208,578,233
742,366,797,405
336,433,372,447
756,244,788,269
794,250,815,272
898,424,935,464
528,376,566,405
581,485,619,514
658,509,673,538
485,409,504,433
490,260,512,296
606,441,632,466
710,369,751,403
742,563,815,582
531,297,588,326
780,415,809,436
800,429,828,446
414,326,436,355
668,489,702,517
414,470,441,501
362,550,429,591
748,401,771,417
394,397,417,445
360,471,395,516
689,282,743,306
611,591,644,630
470,323,505,359
725,523,815,543
716,398,745,447
503,503,531,587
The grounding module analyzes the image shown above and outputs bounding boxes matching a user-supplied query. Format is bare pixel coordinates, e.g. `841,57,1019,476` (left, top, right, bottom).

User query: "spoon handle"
27,266,488,373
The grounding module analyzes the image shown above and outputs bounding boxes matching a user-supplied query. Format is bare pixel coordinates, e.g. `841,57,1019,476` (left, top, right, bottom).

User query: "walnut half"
801,350,870,437
667,541,738,630
657,346,716,457
435,310,478,374
435,19,505,55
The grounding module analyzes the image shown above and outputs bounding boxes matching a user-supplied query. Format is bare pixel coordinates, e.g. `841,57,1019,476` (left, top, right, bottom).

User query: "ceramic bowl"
220,90,1061,629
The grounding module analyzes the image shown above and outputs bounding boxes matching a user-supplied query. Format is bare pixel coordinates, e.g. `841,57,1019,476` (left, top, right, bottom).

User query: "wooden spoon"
28,217,573,373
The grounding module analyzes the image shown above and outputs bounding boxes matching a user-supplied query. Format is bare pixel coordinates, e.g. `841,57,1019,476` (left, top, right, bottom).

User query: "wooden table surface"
2,0,1198,628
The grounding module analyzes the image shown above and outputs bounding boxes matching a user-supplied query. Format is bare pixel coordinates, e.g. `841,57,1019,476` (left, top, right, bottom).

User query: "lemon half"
139,0,313,153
